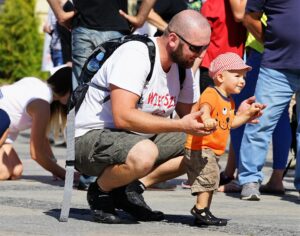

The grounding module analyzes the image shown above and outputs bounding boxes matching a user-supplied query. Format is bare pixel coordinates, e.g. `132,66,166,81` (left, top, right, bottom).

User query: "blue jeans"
50,49,64,67
238,66,300,190
231,49,291,170
71,27,124,88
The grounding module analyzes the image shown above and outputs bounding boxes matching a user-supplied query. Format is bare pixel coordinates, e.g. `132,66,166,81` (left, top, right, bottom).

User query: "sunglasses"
171,31,208,54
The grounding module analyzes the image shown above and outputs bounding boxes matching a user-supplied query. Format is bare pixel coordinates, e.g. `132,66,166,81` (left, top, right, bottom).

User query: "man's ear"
168,33,178,50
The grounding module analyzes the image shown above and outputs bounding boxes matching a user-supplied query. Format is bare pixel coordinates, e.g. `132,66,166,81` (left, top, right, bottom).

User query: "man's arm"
229,0,247,22
176,102,216,132
110,85,212,136
243,11,264,44
47,0,75,29
119,0,156,30
147,9,167,32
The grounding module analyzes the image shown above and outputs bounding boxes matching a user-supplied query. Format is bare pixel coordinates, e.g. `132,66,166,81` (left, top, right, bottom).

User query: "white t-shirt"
75,37,200,137
0,77,52,143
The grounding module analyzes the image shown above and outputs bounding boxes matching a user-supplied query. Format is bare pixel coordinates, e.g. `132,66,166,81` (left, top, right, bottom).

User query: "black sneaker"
87,182,124,224
111,182,164,221
191,206,227,226
219,171,234,186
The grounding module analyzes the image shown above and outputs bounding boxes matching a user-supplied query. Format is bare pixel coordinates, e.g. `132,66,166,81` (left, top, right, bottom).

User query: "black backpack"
68,34,185,114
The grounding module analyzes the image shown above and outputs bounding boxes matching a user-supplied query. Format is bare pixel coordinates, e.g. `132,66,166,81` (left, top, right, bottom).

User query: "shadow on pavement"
222,189,300,205
45,208,141,224
21,175,65,187
45,209,198,225
280,192,300,205
45,208,94,222
164,214,195,226
222,192,240,199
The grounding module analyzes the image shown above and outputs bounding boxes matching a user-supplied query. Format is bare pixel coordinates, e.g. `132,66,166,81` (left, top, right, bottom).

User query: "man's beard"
170,43,194,69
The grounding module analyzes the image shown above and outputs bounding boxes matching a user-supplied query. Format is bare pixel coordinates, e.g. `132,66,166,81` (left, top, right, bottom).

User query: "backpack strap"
178,65,186,89
143,38,156,84
95,35,156,104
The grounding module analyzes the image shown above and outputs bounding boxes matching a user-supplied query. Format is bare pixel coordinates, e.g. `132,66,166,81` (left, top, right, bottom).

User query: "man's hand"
47,0,76,30
180,111,216,136
237,96,266,124
119,0,156,32
56,10,76,30
119,10,143,32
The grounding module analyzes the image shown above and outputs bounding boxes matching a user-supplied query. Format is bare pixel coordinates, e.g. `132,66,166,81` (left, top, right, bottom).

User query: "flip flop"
181,180,191,189
217,180,241,193
259,184,285,195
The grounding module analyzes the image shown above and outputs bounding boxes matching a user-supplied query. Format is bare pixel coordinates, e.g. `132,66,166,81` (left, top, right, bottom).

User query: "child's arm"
231,102,264,128
200,103,217,130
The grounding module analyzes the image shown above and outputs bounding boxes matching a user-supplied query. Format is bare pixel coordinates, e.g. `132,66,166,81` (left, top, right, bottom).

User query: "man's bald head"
167,9,211,44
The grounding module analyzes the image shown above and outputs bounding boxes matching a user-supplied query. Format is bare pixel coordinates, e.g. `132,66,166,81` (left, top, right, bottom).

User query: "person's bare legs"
218,143,238,192
261,169,285,191
220,143,285,193
0,144,23,180
196,191,213,209
223,142,236,179
140,155,186,187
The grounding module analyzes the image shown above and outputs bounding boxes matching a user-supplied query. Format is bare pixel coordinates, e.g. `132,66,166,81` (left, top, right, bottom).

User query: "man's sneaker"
191,206,227,226
240,182,261,201
111,181,165,221
87,182,124,224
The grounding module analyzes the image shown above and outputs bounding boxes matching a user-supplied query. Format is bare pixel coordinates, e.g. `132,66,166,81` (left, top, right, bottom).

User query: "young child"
184,52,265,226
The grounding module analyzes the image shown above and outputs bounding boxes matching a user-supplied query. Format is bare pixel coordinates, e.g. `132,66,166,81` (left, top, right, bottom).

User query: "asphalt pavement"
0,130,299,236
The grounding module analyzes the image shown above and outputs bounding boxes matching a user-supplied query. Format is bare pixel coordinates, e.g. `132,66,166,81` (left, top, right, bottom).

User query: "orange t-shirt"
185,87,235,155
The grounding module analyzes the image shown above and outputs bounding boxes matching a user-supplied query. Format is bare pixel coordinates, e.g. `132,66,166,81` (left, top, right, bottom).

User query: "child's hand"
203,118,217,130
238,96,266,124
248,103,265,120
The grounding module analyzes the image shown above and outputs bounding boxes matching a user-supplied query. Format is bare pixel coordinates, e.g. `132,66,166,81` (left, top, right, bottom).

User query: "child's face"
221,69,246,95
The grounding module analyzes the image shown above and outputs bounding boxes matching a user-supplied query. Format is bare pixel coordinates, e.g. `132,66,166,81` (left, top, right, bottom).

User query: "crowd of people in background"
0,0,299,227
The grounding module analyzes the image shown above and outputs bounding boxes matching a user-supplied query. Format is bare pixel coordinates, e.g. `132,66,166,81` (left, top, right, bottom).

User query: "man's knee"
127,139,159,174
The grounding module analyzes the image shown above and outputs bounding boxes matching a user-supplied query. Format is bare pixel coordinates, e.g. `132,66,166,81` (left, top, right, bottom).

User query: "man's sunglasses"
171,31,208,54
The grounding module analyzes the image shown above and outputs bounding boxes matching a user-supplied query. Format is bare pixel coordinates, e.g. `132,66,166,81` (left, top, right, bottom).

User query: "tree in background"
0,0,45,83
